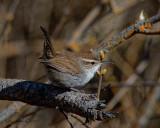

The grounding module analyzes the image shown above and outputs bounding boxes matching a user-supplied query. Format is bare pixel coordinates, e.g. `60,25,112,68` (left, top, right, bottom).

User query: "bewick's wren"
39,26,112,88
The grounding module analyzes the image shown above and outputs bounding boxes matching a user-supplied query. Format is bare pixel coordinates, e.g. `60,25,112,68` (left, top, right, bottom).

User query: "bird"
39,26,112,88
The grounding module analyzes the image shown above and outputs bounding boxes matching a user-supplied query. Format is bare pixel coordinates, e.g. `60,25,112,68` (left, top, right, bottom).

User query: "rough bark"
0,78,116,121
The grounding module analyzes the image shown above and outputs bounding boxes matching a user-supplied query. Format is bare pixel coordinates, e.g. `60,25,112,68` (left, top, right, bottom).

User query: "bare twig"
97,66,102,99
51,0,76,38
0,0,20,40
0,102,27,123
71,114,91,128
110,0,137,15
5,106,39,128
60,110,73,128
93,12,160,55
84,81,160,89
138,77,160,127
107,60,148,110
93,60,148,128
97,50,106,99
68,3,105,51
0,0,21,78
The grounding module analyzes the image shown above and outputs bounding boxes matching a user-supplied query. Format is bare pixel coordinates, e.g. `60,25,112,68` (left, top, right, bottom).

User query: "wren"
39,26,111,88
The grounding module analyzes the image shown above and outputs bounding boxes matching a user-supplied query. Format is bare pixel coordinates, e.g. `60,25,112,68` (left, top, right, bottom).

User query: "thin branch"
97,51,105,99
0,0,20,40
71,114,91,128
93,12,160,55
68,2,105,51
60,110,73,128
97,66,102,99
138,77,160,127
140,29,160,35
84,81,160,89
5,106,39,128
0,102,27,123
51,0,76,38
107,60,148,110
93,60,149,128
0,78,116,121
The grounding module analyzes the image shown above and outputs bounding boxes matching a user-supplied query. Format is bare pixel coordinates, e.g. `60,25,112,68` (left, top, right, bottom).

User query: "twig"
138,77,160,127
93,12,160,55
0,0,20,78
97,66,102,99
5,106,39,128
93,60,148,128
0,102,27,123
60,110,73,128
110,0,137,15
68,3,105,51
71,114,91,128
97,50,106,99
84,81,160,89
51,0,76,38
0,0,20,40
107,60,148,110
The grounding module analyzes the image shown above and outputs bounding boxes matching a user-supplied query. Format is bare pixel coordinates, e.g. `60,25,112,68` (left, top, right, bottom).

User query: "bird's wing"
40,58,82,75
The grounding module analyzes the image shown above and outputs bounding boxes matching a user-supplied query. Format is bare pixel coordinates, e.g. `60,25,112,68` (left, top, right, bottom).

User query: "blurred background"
0,0,160,128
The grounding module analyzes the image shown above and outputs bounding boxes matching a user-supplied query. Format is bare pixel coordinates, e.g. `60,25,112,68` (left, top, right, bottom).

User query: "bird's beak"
101,61,113,65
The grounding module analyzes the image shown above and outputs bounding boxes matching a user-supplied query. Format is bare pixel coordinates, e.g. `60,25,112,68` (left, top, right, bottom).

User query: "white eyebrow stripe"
81,58,97,62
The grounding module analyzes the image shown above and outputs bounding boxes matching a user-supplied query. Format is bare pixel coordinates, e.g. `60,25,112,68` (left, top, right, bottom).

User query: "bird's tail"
40,26,56,59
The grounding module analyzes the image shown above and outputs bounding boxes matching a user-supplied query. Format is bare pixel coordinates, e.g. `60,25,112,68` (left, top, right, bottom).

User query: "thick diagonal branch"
0,78,116,121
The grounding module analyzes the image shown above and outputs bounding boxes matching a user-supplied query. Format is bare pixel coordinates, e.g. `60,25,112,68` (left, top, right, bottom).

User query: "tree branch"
0,78,116,121
93,12,160,55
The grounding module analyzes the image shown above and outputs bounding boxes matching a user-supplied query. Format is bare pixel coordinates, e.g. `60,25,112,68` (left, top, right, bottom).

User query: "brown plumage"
40,26,102,87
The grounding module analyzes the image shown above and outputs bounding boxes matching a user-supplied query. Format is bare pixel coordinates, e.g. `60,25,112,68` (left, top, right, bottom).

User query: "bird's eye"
91,62,95,65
